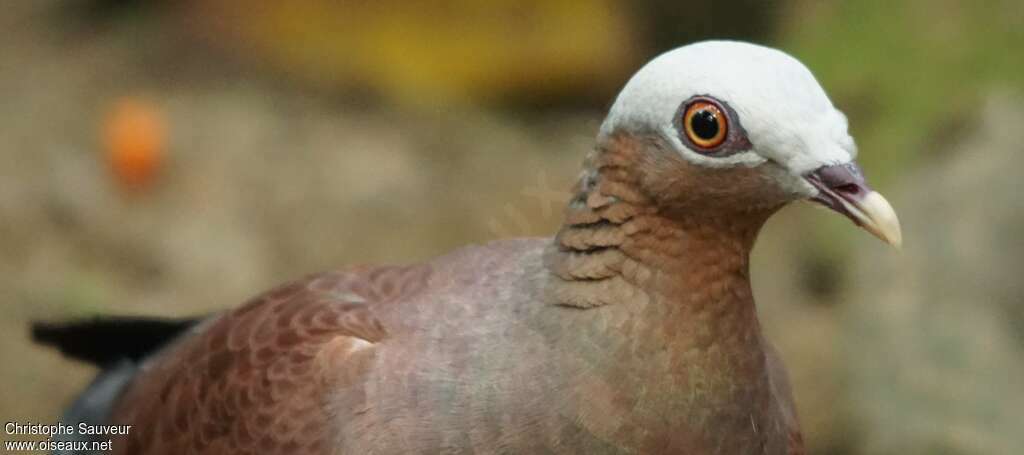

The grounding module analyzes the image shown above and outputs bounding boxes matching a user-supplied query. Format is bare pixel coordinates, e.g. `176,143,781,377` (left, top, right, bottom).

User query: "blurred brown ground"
1,1,1021,454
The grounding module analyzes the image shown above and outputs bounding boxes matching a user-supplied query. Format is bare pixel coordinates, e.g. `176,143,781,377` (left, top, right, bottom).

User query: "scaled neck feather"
544,133,779,310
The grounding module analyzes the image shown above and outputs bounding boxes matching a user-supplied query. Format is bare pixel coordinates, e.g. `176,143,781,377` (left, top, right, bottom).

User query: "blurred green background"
2,1,1022,453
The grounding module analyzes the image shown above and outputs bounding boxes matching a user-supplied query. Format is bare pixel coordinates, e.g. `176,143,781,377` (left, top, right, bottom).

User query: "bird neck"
538,135,788,446
544,134,775,319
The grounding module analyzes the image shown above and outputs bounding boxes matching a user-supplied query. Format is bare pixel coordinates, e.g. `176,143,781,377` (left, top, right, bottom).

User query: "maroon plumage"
96,135,803,454
37,41,904,454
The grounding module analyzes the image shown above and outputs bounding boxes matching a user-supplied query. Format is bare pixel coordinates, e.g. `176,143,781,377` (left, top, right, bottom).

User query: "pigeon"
34,40,901,454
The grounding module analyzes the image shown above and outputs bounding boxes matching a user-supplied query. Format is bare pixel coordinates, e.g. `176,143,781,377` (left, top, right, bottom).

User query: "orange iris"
683,101,728,150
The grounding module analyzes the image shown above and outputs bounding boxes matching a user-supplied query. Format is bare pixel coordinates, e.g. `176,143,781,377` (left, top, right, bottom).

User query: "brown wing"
108,265,430,455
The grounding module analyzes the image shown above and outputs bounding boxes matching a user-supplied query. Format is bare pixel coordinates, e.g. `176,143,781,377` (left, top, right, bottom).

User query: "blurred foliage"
641,0,781,50
845,94,1024,454
178,0,788,109
781,0,1024,184
187,0,637,108
776,0,1024,265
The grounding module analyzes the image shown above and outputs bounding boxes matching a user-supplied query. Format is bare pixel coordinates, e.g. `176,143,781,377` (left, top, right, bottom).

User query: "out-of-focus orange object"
102,97,166,190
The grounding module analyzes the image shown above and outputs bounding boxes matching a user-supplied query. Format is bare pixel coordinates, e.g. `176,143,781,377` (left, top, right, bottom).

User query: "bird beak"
804,163,902,249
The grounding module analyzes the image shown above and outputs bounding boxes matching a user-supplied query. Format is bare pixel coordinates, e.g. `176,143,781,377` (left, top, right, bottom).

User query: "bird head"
599,40,901,248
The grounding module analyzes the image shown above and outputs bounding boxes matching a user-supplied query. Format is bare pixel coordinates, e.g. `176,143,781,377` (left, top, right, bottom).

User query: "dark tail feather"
32,316,200,366
33,316,202,453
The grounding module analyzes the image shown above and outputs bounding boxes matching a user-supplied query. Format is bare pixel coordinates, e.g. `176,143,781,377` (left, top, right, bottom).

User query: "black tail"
32,316,200,367
31,316,202,453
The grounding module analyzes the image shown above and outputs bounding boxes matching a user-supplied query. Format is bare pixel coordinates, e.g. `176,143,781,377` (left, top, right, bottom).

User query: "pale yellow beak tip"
857,191,902,250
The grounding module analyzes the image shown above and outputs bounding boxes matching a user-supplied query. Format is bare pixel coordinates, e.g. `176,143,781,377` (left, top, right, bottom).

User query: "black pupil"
690,109,720,140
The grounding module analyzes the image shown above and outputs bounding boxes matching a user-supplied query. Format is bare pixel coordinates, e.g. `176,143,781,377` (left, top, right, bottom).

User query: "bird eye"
683,100,728,150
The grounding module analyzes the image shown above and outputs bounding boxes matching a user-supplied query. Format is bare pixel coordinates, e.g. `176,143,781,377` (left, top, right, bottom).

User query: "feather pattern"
95,134,805,454
27,40,889,454
108,266,428,454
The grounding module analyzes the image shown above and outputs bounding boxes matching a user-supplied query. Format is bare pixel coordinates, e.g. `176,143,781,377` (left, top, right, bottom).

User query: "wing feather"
108,265,429,454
